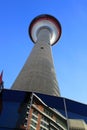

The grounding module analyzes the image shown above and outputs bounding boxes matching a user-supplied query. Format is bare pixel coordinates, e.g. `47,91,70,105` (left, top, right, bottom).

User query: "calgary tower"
11,14,61,96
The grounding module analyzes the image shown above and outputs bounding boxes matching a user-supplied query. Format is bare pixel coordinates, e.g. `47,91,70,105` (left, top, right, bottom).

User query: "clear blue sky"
0,0,87,104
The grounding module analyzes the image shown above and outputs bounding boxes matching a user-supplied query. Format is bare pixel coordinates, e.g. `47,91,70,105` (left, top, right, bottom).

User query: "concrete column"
11,28,60,96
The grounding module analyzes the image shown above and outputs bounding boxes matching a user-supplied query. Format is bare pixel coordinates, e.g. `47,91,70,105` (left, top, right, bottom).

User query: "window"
31,121,37,127
33,109,38,116
32,115,38,121
30,126,36,130
41,121,49,128
40,127,47,130
44,108,53,117
42,116,49,123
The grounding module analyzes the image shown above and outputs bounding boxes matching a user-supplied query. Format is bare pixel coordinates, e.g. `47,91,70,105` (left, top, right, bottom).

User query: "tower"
11,14,61,96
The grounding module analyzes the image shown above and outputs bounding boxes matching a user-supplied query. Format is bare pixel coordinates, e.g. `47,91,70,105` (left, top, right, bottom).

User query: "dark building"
0,90,87,129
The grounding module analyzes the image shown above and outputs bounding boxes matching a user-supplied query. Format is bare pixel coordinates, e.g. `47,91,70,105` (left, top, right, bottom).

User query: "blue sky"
0,0,87,104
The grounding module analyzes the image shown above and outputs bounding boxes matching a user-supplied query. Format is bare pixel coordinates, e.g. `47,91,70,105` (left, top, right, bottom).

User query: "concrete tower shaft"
11,14,61,96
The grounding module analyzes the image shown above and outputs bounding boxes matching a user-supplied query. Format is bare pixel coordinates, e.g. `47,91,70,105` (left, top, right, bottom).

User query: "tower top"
29,14,61,45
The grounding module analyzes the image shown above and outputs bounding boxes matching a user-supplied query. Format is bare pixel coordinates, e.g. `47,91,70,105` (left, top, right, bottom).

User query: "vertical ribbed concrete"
11,28,60,96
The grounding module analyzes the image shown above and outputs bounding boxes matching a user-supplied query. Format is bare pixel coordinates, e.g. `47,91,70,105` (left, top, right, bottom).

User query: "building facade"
0,90,87,129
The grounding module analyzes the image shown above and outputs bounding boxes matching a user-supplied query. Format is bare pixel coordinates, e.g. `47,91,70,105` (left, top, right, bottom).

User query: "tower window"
40,47,44,49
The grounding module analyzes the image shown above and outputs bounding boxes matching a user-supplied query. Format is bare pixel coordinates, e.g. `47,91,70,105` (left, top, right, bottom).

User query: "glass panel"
65,98,87,123
0,89,31,130
36,93,66,116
